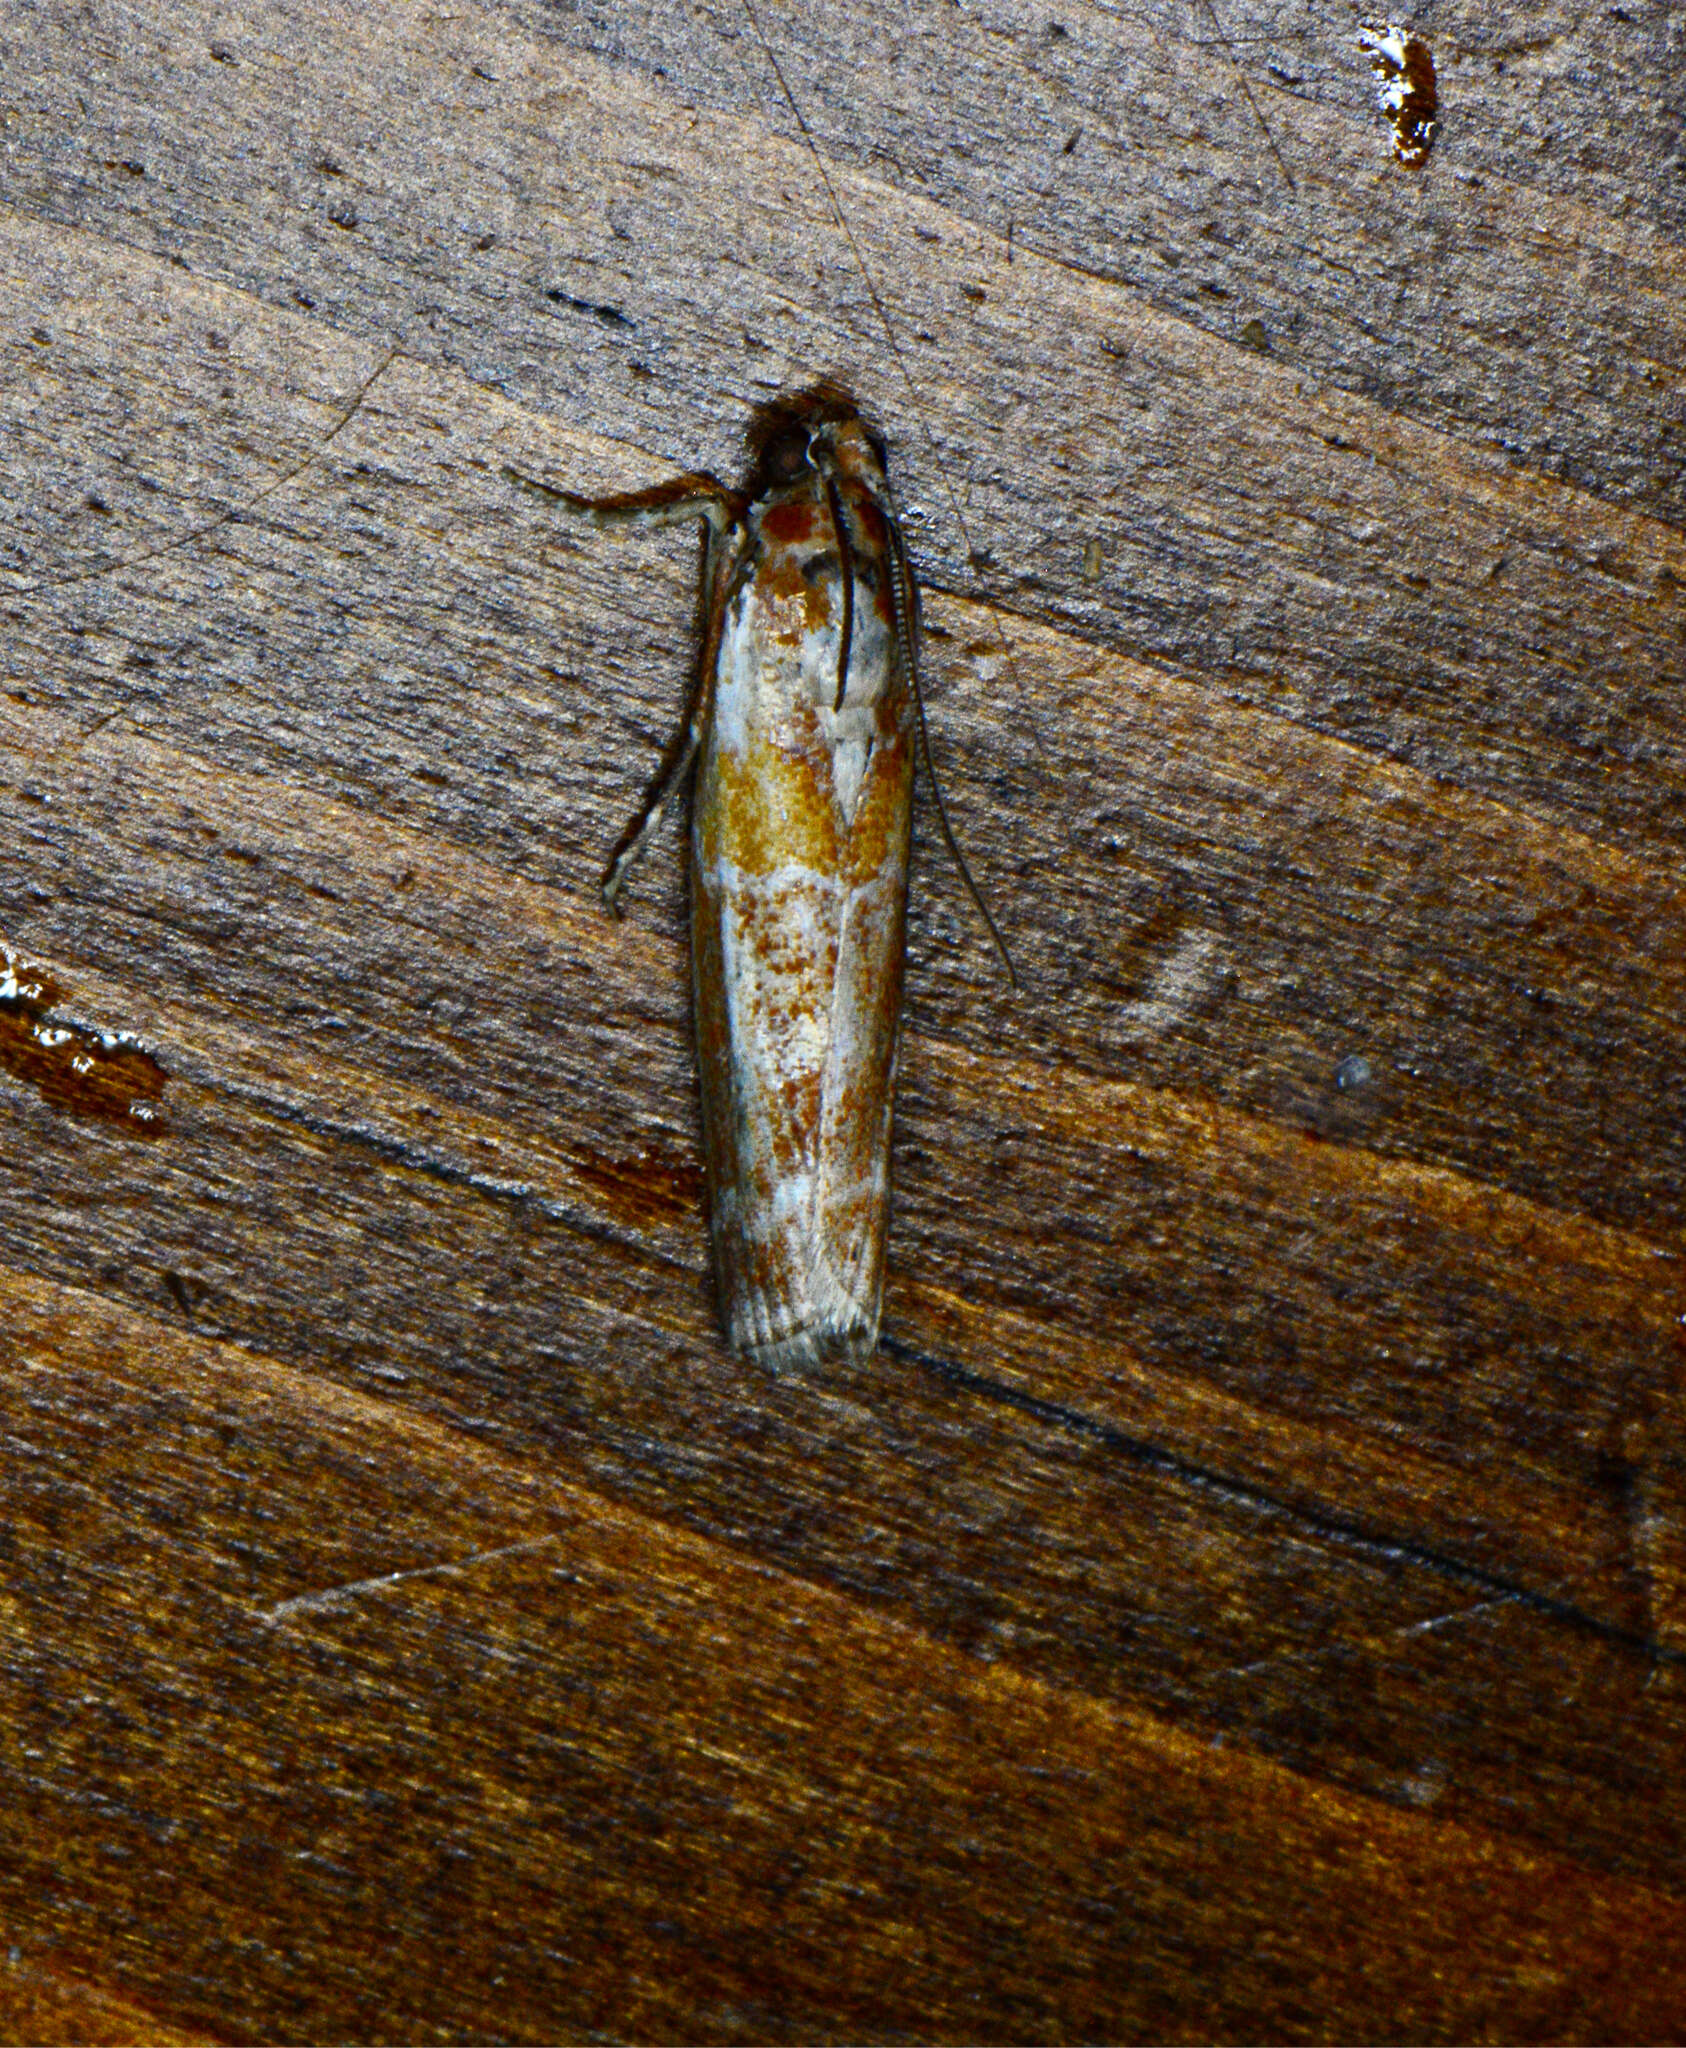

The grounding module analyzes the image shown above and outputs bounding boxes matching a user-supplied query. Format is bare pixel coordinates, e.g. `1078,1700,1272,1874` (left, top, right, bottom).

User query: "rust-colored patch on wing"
0,939,169,1136
707,706,842,876
758,542,834,642
760,500,820,548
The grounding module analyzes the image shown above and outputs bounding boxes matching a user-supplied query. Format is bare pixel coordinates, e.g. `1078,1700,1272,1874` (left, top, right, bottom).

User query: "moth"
509,390,945,1371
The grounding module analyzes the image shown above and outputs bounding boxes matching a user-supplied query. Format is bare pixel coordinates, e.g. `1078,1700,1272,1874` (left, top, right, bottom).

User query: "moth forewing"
509,395,916,1371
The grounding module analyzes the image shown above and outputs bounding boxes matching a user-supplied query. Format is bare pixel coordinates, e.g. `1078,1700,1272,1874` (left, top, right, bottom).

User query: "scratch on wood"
261,1534,563,1625
7,346,397,596
1200,1592,1524,1693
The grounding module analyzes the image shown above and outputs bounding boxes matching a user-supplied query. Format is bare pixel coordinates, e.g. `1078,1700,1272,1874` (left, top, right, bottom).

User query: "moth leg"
600,514,744,912
821,473,856,712
503,465,745,537
506,464,747,913
601,723,703,912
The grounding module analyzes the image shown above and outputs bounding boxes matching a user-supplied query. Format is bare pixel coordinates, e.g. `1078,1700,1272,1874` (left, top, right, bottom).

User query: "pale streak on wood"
0,1257,1661,1800
6,1260,1686,2047
262,1534,566,1624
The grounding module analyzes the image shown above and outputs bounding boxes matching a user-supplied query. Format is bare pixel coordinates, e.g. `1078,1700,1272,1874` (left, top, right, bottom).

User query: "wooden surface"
1,0,1683,2039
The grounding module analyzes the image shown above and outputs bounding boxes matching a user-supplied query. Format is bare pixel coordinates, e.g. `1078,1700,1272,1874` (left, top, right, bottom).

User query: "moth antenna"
17,347,401,595
1195,0,1297,192
737,0,1028,656
887,518,1018,989
822,471,856,713
739,0,1022,984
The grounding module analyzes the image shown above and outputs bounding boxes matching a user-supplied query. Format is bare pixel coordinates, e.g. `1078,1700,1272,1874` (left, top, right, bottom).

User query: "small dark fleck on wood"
544,290,635,329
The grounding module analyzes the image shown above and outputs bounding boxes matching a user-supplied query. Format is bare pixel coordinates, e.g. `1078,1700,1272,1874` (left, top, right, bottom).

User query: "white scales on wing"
711,522,896,827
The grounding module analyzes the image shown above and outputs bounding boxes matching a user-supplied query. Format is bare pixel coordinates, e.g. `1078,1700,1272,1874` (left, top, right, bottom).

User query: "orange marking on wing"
710,710,843,877
759,544,834,641
760,500,820,546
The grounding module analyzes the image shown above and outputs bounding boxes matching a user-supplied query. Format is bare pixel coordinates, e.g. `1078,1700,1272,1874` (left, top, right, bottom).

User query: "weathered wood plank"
9,0,1685,529
5,2,1684,855
1,0,1682,2034
525,0,1686,521
0,1953,213,2048
3,1267,1685,2045
8,309,1684,1234
1,649,1682,1897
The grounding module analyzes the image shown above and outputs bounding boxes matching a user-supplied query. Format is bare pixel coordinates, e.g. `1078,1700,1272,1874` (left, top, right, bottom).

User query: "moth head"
744,385,888,496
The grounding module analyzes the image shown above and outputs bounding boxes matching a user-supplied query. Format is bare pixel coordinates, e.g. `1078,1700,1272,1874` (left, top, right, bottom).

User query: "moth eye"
799,551,834,581
769,431,808,479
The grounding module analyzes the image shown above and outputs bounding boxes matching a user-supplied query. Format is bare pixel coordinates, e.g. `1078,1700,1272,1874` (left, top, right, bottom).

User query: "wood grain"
4,1267,1686,2044
1,0,1683,2037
